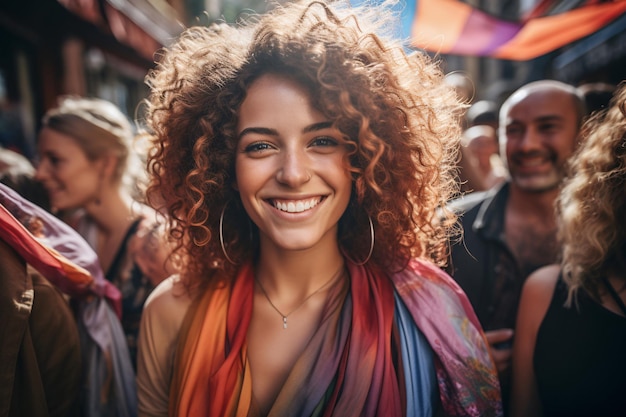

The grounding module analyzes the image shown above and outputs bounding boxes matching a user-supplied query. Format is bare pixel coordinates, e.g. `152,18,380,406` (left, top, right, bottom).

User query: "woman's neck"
85,189,137,232
255,243,345,298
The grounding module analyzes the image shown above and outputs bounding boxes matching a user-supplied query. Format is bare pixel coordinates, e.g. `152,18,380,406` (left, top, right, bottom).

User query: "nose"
516,128,542,152
34,159,49,181
276,149,312,187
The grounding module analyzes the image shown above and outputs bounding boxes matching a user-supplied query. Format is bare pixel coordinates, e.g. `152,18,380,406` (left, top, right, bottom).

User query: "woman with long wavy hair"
137,1,501,416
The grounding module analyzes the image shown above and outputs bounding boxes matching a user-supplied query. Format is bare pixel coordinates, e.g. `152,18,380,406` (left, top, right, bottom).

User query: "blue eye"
311,137,338,147
244,142,273,153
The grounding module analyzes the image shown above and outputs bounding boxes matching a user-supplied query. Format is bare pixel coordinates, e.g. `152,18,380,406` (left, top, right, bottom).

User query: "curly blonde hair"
558,82,626,301
142,0,463,289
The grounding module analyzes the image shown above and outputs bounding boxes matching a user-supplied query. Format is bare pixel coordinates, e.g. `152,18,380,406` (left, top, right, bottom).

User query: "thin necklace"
255,265,346,329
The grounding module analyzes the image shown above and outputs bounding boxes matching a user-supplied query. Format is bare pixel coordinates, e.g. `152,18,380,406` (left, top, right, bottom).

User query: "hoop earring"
352,215,374,266
219,205,236,264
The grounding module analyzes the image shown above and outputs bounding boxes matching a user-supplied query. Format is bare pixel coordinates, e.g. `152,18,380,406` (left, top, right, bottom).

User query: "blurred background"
1,0,625,159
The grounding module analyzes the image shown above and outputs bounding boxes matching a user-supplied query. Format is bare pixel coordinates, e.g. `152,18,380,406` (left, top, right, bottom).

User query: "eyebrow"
510,115,563,123
238,127,277,140
303,121,333,133
238,121,333,140
534,115,563,123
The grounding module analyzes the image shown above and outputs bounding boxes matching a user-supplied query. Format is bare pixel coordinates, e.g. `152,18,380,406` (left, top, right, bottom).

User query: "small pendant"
283,316,288,329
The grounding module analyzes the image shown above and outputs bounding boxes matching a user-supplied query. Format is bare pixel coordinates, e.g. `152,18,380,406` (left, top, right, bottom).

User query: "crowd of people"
448,80,586,411
0,0,624,416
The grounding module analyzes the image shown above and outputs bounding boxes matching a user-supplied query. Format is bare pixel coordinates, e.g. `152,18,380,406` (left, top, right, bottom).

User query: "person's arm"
485,328,514,373
29,271,82,417
510,264,560,417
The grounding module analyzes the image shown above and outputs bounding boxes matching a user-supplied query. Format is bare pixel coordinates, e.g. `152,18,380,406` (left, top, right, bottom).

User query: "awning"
552,12,626,80
57,0,183,60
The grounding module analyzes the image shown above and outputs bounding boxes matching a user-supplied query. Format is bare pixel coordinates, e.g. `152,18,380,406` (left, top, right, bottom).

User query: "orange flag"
409,0,626,60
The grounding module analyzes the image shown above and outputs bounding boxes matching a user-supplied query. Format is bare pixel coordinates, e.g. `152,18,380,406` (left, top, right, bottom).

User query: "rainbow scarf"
170,259,502,416
0,183,120,313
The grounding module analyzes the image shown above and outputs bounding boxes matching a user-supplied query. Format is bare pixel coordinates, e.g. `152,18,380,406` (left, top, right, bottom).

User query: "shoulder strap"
106,218,143,279
603,276,626,316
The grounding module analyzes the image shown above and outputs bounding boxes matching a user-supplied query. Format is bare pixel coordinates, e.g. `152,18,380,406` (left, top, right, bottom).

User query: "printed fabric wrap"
0,183,138,417
170,258,502,416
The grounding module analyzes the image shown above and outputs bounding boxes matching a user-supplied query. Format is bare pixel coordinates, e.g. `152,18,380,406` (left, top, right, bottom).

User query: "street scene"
1,1,625,416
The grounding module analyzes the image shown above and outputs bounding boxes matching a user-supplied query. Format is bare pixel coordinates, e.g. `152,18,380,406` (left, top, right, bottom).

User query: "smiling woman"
235,74,352,256
34,96,175,368
137,1,502,416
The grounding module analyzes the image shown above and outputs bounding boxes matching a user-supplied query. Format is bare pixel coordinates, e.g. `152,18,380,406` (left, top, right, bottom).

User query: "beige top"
136,275,193,417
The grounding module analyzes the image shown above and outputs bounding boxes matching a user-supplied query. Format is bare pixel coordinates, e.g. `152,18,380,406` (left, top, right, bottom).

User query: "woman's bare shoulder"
146,275,190,304
524,264,561,295
143,275,193,329
517,264,561,328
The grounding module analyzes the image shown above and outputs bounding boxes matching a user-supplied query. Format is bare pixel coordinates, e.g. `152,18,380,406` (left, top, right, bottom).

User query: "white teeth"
274,198,320,213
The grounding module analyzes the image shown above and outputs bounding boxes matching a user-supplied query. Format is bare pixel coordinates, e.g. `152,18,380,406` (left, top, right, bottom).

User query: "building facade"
0,0,183,158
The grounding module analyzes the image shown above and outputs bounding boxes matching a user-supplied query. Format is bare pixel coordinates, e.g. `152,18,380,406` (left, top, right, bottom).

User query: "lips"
511,151,555,171
271,197,322,213
41,184,60,198
515,157,546,167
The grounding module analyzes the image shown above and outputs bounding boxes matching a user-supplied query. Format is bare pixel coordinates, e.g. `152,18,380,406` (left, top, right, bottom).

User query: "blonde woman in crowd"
35,96,174,367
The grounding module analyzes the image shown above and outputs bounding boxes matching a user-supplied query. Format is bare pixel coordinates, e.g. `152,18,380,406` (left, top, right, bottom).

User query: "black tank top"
533,276,626,417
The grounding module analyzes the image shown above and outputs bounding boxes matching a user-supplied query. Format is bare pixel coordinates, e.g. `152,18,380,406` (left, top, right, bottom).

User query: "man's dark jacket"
447,182,525,332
